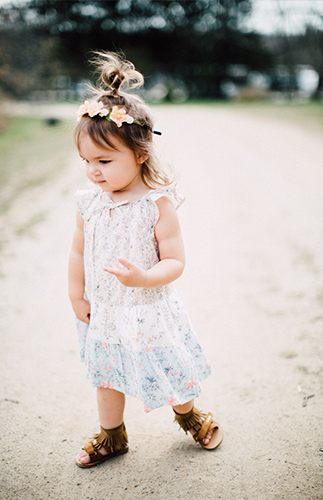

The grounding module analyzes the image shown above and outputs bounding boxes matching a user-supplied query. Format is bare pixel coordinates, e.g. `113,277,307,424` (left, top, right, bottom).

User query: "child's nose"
88,163,101,175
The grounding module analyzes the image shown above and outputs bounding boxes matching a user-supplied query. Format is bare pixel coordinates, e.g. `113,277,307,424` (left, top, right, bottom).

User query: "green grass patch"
0,116,75,213
0,116,41,152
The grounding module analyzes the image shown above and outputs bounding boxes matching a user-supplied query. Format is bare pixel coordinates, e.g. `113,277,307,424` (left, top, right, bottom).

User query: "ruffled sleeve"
148,183,185,210
75,188,100,220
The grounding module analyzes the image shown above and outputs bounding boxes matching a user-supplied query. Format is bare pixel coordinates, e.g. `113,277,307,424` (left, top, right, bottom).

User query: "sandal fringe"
174,407,203,433
90,423,128,454
77,422,129,468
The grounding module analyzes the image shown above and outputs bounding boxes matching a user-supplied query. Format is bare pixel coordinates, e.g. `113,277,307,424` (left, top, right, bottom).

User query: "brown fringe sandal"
76,422,129,468
174,407,223,450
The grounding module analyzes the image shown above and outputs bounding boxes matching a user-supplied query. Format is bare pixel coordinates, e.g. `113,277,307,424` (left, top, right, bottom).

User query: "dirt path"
1,104,323,500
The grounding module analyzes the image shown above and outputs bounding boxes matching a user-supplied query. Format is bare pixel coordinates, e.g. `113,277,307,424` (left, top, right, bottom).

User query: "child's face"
79,133,147,193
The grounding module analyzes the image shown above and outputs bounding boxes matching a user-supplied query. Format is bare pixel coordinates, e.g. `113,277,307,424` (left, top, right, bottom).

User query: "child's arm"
104,196,185,288
68,211,91,323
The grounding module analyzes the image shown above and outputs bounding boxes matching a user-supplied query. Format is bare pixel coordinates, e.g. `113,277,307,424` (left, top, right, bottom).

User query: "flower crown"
77,101,161,135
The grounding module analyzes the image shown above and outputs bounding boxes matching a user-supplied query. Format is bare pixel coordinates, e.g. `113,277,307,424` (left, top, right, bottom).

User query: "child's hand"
72,298,91,324
103,257,148,288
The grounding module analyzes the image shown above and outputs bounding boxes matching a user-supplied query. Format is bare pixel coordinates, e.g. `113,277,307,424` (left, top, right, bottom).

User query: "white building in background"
296,66,320,97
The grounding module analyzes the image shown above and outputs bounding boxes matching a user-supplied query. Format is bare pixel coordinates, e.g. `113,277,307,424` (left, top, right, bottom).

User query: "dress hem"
84,368,211,413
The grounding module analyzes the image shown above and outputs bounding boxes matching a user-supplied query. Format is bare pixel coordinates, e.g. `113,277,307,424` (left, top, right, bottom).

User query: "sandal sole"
76,446,129,468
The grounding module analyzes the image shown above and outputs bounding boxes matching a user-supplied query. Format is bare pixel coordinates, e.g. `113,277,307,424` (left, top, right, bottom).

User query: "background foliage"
0,0,322,99
0,0,273,99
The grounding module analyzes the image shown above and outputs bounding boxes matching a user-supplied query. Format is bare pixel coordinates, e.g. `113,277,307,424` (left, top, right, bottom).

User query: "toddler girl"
68,52,223,468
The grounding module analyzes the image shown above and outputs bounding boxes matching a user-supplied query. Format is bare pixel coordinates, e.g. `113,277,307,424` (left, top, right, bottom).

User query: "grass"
0,116,75,213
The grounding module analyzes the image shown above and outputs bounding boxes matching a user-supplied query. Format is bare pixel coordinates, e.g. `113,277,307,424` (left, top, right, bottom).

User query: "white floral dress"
75,184,211,412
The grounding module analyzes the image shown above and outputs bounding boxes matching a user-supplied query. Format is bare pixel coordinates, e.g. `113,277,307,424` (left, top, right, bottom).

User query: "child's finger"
103,260,118,272
117,257,134,270
103,266,120,275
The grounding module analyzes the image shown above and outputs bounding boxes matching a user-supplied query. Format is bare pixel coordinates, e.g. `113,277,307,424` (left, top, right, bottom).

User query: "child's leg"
172,399,214,445
173,400,194,414
97,387,125,429
77,388,126,465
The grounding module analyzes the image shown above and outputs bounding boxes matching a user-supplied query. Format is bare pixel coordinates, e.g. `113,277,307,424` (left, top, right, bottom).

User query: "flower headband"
77,101,162,135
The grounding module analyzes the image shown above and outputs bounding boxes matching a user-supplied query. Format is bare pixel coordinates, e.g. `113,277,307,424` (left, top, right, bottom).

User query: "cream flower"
77,100,109,121
109,106,134,127
77,100,90,121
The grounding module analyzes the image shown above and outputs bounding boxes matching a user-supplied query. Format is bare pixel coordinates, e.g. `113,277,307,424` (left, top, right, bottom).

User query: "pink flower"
167,395,179,406
100,381,115,389
109,106,134,127
186,377,198,390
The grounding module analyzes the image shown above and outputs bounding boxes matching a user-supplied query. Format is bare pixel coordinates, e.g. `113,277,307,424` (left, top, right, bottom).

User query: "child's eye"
99,160,111,165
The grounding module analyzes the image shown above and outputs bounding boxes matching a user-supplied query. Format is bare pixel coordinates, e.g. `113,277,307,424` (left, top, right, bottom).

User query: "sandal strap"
83,422,128,457
197,412,216,442
83,440,96,456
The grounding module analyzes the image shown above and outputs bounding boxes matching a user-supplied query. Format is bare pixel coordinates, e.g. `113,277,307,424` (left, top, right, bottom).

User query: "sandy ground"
1,104,323,500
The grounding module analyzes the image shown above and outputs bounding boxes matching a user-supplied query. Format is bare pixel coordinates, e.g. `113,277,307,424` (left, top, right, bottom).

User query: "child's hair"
75,51,172,188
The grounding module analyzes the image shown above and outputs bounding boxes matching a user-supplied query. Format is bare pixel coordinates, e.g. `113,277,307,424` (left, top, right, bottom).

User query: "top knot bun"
90,51,144,95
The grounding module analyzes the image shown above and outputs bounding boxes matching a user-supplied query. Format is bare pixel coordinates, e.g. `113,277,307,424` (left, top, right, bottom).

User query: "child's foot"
77,445,108,465
76,423,128,468
174,407,223,450
189,419,213,445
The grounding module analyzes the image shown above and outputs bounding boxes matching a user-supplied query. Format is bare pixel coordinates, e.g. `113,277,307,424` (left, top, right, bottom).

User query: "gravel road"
1,103,323,500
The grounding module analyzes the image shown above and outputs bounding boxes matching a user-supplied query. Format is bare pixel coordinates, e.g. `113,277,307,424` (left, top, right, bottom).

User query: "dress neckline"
99,188,154,207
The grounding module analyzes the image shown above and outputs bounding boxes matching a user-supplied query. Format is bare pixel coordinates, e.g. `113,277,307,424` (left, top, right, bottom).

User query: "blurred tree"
0,5,68,98
0,0,273,99
262,26,323,97
260,2,323,97
298,26,323,98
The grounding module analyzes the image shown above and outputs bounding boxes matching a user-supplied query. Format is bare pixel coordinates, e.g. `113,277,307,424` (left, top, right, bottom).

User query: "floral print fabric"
75,184,211,412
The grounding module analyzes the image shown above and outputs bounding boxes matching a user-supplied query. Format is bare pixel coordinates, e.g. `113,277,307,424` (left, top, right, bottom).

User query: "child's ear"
137,152,149,164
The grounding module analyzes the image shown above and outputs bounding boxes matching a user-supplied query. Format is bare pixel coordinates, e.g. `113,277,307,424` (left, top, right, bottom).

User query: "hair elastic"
77,101,162,135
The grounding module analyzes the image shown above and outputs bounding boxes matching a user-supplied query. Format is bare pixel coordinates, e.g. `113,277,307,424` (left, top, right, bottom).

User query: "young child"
69,52,223,468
